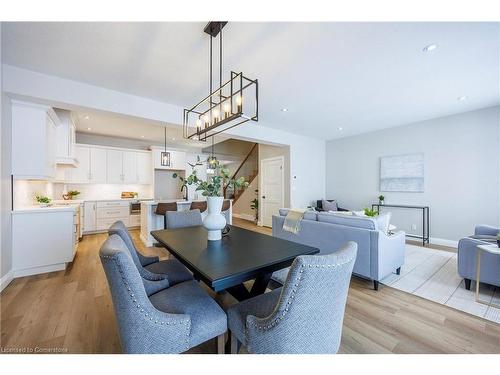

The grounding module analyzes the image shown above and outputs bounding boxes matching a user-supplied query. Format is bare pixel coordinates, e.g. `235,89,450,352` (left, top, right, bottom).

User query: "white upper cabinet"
11,100,60,180
90,147,107,183
54,109,78,166
122,151,137,184
136,152,152,184
153,148,186,171
68,145,106,183
106,149,124,183
106,149,151,184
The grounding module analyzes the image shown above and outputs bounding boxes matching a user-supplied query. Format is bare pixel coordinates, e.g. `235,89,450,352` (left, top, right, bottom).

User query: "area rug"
381,244,500,324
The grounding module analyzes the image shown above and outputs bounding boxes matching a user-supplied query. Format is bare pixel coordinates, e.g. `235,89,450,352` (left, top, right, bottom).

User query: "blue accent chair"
458,225,500,290
227,241,357,354
100,234,227,353
108,221,193,286
165,209,203,229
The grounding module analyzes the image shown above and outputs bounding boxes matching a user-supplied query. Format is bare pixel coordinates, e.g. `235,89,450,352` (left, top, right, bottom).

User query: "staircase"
224,143,258,203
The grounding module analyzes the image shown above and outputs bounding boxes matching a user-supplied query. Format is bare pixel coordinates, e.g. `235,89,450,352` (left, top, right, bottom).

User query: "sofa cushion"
278,208,317,221
317,212,377,230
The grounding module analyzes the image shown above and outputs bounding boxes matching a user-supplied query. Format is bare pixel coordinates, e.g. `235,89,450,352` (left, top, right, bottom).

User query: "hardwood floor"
1,218,499,354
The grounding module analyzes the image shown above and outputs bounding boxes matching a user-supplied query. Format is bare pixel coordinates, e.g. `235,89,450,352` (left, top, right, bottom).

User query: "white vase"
203,196,226,241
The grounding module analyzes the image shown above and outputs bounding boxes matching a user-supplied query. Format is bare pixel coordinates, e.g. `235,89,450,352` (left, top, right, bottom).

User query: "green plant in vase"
250,189,259,223
378,195,385,205
363,208,378,217
173,156,249,240
35,194,51,207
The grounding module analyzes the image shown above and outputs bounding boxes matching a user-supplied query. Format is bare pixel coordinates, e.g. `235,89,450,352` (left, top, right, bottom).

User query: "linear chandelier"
183,22,259,142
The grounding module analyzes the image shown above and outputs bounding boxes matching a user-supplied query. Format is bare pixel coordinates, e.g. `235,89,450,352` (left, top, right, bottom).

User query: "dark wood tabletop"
151,225,319,300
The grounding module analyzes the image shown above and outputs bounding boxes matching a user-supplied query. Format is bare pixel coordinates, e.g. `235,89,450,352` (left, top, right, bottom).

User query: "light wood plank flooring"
1,218,499,354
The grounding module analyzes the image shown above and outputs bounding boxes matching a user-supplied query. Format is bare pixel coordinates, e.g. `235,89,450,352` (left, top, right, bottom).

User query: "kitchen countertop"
141,199,205,206
12,205,79,214
52,198,154,204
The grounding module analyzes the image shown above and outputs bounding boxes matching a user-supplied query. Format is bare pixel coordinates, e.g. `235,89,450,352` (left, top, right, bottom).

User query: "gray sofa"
458,225,500,290
272,210,406,290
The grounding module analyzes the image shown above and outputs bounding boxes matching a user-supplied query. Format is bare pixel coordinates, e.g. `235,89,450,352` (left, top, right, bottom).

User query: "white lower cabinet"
12,209,77,277
83,200,137,233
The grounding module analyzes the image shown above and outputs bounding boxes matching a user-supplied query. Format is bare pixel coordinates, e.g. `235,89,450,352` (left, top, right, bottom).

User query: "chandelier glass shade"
183,22,259,142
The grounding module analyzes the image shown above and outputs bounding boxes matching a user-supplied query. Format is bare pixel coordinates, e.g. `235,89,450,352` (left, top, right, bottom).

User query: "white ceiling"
72,110,228,147
2,22,499,140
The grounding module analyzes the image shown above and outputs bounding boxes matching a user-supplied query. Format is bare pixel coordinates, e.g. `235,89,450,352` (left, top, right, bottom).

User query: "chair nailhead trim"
102,255,191,347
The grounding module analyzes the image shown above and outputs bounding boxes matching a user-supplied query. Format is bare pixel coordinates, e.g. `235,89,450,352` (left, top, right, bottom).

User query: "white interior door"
260,156,284,227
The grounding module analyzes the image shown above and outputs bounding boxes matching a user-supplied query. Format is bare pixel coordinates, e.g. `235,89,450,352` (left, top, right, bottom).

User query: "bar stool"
155,202,178,229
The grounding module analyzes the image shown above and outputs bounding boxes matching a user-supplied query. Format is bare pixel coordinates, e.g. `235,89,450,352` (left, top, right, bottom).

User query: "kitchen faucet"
181,185,188,201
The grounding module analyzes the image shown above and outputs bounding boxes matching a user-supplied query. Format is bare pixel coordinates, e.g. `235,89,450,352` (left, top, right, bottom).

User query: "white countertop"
12,205,79,214
141,199,197,206
52,198,154,204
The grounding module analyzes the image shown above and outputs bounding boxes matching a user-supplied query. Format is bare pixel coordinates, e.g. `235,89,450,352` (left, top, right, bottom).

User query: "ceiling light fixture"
422,44,438,52
87,127,92,131
337,126,343,131
206,137,219,174
457,96,468,101
141,135,145,138
281,108,288,112
183,22,259,142
161,126,171,167
84,115,90,120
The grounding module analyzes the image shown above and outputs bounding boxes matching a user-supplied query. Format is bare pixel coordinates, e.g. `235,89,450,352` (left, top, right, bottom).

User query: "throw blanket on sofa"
283,208,308,234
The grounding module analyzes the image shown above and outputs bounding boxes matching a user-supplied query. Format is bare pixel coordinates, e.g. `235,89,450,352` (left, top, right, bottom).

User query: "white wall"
2,65,326,209
1,24,15,288
326,106,500,243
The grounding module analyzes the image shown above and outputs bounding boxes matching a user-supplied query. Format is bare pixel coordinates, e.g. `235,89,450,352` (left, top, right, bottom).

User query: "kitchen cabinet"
11,100,60,180
106,149,151,184
83,201,97,232
153,148,186,171
54,109,78,166
69,145,107,183
12,208,77,277
136,152,152,184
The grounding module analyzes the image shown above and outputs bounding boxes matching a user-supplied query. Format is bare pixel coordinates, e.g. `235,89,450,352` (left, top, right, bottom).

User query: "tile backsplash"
13,180,153,208
13,180,56,208
52,183,153,200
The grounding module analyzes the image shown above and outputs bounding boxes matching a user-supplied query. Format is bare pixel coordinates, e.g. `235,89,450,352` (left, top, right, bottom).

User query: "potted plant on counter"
250,189,259,224
173,157,249,240
378,195,385,205
35,194,51,207
63,190,81,200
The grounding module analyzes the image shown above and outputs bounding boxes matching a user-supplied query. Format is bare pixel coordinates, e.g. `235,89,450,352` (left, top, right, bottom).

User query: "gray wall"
1,21,14,281
326,106,500,243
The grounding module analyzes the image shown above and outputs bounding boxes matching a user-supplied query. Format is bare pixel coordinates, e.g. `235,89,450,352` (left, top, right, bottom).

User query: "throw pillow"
376,212,392,235
322,200,338,212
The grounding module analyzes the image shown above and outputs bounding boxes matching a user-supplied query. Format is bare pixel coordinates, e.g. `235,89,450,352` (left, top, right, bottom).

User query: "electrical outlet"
411,224,417,231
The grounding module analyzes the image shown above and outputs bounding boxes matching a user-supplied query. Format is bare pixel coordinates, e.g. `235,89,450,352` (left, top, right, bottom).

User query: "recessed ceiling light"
87,127,92,131
84,115,90,120
422,44,438,52
281,108,288,112
337,126,343,131
457,96,468,101
140,135,145,138
172,137,176,141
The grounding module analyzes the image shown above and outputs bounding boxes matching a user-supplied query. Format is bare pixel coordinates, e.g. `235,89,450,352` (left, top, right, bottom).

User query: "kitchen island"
140,199,232,246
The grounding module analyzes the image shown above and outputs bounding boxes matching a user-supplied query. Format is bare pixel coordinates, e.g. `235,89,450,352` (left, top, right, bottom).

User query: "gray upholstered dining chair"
108,220,193,286
165,209,203,229
100,234,227,353
227,241,357,354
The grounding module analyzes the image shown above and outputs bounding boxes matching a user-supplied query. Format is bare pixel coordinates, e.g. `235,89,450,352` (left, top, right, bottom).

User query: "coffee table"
151,225,319,301
475,244,500,309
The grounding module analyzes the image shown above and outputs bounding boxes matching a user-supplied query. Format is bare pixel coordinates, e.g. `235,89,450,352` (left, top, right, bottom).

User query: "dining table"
150,225,319,301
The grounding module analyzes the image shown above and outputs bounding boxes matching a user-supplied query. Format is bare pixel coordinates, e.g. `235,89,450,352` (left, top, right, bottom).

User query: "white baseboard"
232,213,256,222
0,270,14,292
13,263,66,278
429,237,458,248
